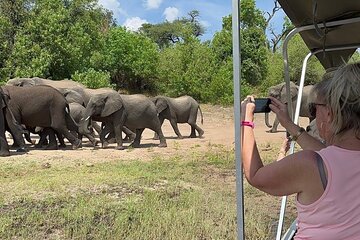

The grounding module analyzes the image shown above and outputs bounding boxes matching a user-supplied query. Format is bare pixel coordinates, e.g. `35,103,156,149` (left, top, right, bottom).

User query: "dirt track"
4,105,309,163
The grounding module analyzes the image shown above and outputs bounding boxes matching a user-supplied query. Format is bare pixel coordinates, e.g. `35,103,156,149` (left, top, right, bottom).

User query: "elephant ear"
101,93,123,117
155,98,168,114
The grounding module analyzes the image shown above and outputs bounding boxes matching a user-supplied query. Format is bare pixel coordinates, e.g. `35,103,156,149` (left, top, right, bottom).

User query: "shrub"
72,68,112,89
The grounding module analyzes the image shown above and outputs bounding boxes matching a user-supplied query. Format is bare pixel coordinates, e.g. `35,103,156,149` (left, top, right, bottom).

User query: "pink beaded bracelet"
241,121,255,129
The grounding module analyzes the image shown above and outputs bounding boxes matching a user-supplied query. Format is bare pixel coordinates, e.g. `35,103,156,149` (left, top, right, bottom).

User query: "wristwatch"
288,127,305,141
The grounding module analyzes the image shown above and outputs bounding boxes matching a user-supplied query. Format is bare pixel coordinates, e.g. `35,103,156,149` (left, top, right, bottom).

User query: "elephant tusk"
85,116,90,121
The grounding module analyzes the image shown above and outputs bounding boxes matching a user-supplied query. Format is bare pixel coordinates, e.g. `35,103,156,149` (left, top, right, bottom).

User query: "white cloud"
200,20,211,28
144,0,163,9
123,17,148,32
98,0,127,20
163,7,179,22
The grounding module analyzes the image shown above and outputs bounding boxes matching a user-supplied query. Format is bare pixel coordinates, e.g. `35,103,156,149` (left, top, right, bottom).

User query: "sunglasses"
308,102,326,118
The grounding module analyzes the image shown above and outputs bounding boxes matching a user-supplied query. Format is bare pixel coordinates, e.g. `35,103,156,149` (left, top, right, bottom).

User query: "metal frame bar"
232,0,244,239
232,3,360,240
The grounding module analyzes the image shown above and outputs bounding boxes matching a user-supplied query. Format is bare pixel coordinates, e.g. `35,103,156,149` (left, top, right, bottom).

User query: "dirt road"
4,105,308,163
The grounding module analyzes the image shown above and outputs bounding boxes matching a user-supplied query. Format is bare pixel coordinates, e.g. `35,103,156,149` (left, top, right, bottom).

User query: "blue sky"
98,0,284,41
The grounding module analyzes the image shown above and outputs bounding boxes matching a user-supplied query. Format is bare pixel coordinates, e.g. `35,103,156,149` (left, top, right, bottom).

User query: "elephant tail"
198,106,203,124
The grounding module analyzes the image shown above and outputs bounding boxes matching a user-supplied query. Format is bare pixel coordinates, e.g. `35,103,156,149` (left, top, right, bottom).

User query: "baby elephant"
152,95,204,139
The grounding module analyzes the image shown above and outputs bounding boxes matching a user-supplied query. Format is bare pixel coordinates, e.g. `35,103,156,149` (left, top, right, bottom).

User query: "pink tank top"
294,146,360,239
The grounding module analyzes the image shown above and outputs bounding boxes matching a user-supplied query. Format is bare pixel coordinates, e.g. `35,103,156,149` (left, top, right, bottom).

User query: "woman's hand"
268,97,293,129
241,95,256,122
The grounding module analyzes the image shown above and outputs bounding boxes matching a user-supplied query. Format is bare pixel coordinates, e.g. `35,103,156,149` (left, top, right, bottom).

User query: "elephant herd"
0,77,204,157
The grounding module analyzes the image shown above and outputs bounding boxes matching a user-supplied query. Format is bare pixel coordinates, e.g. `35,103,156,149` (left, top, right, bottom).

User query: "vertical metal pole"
232,0,244,239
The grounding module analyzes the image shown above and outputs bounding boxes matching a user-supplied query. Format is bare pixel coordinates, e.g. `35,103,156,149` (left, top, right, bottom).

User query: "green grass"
0,144,296,239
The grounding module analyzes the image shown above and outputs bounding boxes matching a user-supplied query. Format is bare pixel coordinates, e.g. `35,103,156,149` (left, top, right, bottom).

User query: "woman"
241,62,360,239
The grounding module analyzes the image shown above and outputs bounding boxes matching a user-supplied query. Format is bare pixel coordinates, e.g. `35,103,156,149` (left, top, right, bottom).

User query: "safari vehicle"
233,1,360,239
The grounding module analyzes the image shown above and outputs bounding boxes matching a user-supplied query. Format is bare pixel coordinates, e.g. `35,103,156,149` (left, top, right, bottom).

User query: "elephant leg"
5,110,26,152
100,122,113,148
188,123,204,138
55,131,66,149
114,123,125,150
0,137,10,156
52,117,81,149
169,119,183,139
122,126,136,142
22,128,35,145
77,127,97,147
0,110,10,157
153,117,165,140
156,128,167,148
91,121,102,136
149,123,167,147
188,110,204,138
36,132,46,148
43,128,58,150
269,117,280,133
130,128,144,148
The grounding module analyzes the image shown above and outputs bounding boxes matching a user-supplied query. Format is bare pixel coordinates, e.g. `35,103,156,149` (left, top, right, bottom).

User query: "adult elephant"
1,85,91,150
0,89,27,156
151,95,204,139
265,82,315,133
80,92,167,150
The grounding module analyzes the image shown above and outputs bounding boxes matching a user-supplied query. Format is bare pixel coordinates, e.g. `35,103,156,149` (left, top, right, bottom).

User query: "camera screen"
254,98,271,113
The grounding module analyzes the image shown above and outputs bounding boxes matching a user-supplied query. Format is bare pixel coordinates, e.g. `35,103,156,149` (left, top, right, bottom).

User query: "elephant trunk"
265,112,272,128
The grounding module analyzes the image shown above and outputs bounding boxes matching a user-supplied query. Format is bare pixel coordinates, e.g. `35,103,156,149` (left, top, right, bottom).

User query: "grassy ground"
0,143,296,240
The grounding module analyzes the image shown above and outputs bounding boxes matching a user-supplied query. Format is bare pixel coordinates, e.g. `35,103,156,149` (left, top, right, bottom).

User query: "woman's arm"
241,96,320,197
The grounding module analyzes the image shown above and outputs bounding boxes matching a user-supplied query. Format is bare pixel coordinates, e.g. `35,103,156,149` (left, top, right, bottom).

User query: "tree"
94,27,159,92
6,0,113,80
287,34,324,85
0,0,31,80
211,0,268,87
157,38,216,101
140,10,205,49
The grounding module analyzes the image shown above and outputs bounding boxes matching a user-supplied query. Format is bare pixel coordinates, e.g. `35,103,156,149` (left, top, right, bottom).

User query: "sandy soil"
4,105,309,163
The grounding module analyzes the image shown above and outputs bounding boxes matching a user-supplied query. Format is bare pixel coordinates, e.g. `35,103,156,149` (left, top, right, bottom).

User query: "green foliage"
260,52,284,94
286,34,324,85
72,68,112,89
240,0,267,30
211,15,232,63
96,27,159,92
5,0,111,80
140,10,205,49
207,59,234,105
157,40,216,101
0,0,30,79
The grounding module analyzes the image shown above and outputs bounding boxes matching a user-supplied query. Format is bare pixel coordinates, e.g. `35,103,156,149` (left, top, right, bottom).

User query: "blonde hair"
313,62,360,139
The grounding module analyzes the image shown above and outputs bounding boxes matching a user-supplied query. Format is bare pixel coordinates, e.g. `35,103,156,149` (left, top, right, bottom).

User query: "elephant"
0,89,29,156
151,95,204,139
1,85,94,150
265,81,315,133
80,92,166,150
